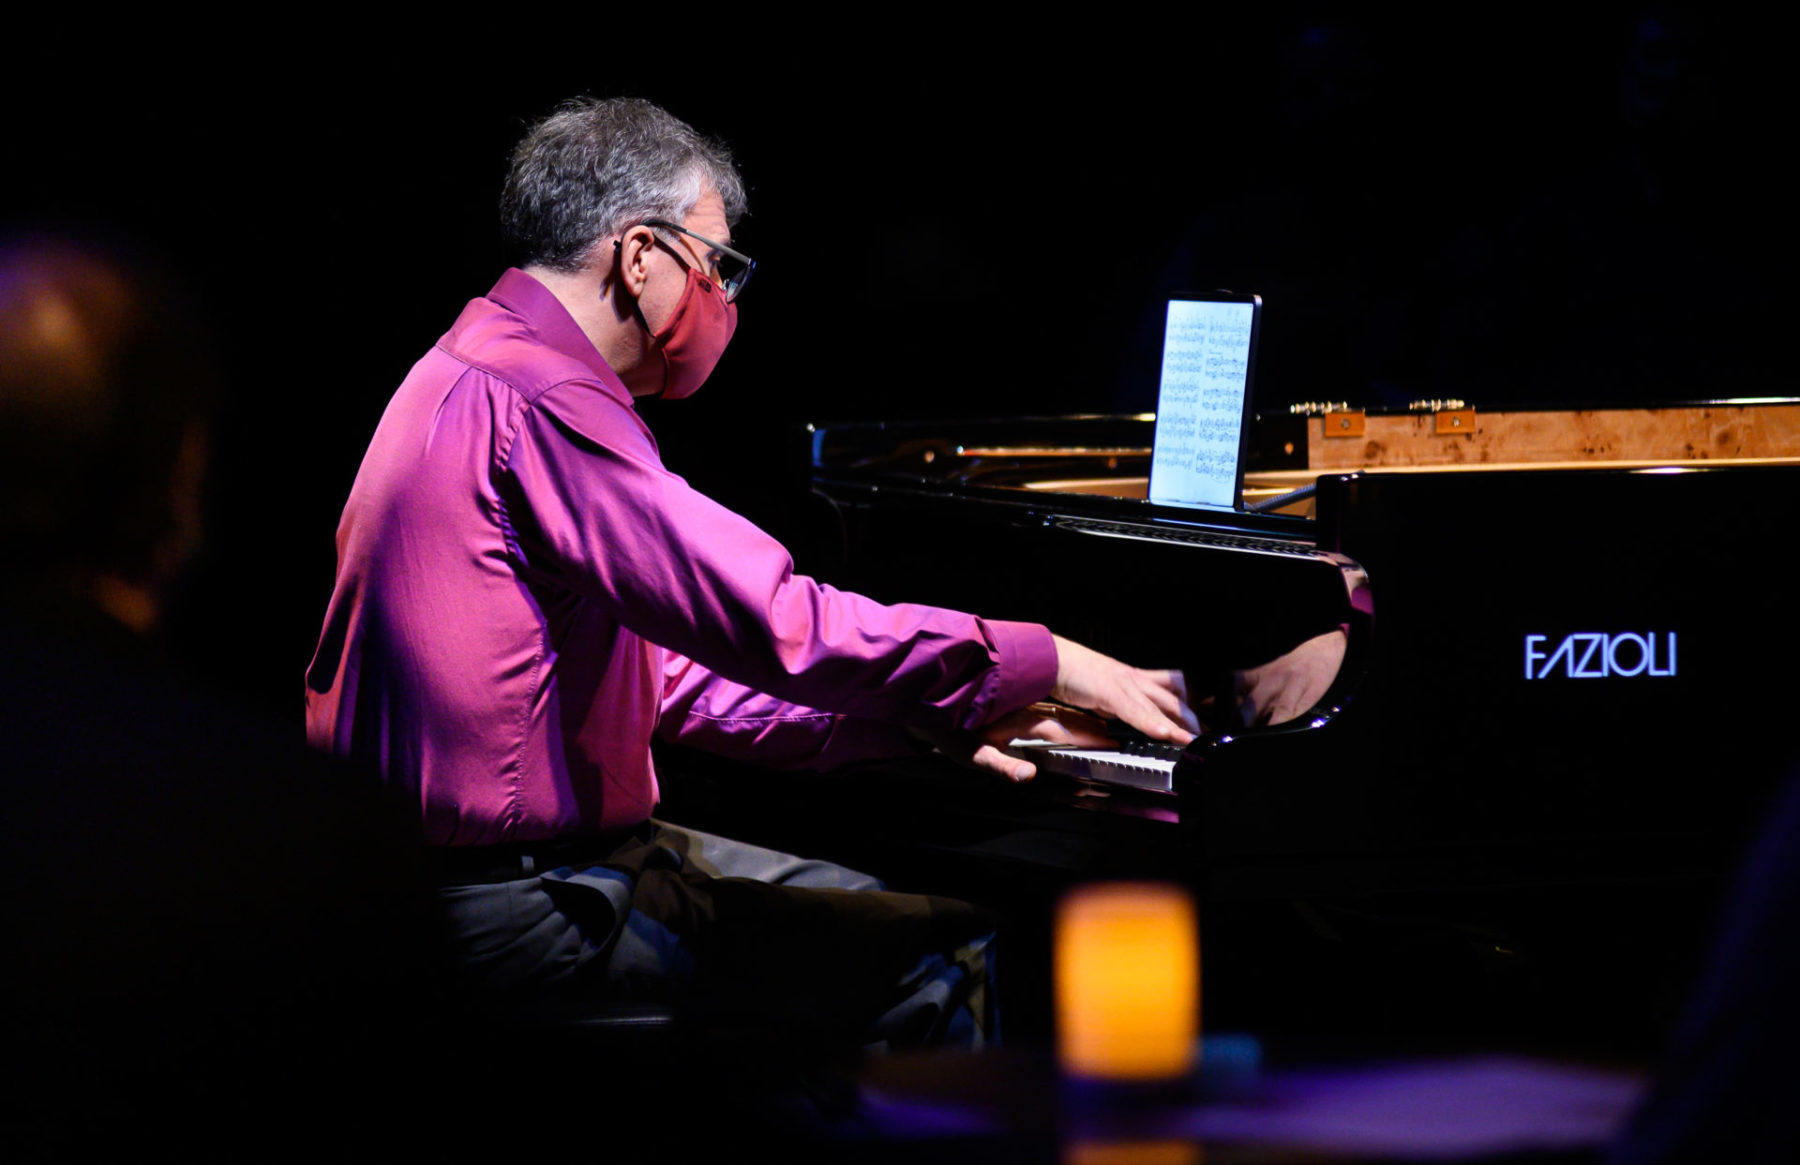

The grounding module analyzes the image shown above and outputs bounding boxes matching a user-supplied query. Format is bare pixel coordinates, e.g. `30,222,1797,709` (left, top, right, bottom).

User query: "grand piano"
800,399,1800,899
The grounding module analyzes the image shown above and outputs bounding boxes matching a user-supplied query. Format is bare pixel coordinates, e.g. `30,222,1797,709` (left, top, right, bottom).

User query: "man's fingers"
1031,708,1113,747
1141,677,1202,735
1120,681,1197,745
1003,703,1111,748
919,702,1127,787
1049,636,1197,743
971,743,1035,783
1027,719,1108,748
1144,668,1190,704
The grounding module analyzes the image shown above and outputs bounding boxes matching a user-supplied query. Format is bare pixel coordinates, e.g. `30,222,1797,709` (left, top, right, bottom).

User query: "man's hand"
1051,635,1199,746
920,703,1115,783
1224,628,1348,729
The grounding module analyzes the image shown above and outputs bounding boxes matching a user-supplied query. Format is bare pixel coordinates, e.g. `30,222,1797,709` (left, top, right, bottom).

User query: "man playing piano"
304,97,1340,1047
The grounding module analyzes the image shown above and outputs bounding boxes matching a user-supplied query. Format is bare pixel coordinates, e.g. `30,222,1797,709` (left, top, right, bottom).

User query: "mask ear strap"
601,239,623,303
606,234,647,302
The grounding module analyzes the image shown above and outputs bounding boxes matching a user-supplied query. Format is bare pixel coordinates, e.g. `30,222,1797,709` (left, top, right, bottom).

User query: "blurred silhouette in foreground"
0,232,219,650
1,232,452,1153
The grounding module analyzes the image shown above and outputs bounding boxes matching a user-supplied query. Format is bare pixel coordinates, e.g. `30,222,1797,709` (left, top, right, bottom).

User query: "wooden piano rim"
1246,455,1800,489
1006,457,1800,503
1015,457,1800,485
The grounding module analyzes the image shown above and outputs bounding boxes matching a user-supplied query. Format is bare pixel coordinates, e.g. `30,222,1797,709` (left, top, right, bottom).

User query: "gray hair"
500,96,747,274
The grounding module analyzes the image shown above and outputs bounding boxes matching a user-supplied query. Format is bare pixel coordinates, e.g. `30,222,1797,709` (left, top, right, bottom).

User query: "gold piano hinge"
1291,401,1365,437
1433,407,1476,435
1406,398,1476,436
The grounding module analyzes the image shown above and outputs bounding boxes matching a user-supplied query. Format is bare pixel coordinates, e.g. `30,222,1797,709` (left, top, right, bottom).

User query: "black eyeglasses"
642,219,755,303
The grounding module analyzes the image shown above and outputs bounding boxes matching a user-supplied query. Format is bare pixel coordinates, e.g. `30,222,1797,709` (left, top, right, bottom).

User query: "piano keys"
1006,735,1189,793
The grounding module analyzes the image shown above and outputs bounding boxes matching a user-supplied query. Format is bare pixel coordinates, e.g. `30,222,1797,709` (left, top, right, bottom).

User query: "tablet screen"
1149,295,1259,511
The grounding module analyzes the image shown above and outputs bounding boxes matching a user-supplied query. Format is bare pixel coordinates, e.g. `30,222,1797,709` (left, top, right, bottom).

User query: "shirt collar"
486,268,635,405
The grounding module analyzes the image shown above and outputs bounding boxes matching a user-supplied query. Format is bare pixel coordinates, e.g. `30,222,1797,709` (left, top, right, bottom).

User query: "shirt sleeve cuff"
983,620,1059,724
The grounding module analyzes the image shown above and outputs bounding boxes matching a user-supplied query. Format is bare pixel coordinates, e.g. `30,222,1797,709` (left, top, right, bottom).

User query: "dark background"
4,8,1789,717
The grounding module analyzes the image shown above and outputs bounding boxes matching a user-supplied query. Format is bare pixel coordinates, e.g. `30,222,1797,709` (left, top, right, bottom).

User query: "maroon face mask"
644,266,738,400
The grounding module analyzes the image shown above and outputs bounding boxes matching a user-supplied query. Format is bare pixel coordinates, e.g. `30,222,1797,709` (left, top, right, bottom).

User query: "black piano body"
802,412,1800,897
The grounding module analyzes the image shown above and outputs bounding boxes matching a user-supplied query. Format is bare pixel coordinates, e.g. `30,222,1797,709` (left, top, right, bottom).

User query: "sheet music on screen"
1149,298,1256,510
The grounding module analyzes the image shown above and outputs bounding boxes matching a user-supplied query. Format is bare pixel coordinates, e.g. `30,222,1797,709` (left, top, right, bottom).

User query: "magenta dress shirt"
305,270,1057,845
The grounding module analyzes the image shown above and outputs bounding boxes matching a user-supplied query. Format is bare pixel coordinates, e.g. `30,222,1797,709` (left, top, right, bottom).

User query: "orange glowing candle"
1055,882,1199,1081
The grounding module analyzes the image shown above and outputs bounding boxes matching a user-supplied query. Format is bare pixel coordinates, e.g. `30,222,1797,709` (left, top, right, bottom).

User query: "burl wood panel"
1305,404,1800,470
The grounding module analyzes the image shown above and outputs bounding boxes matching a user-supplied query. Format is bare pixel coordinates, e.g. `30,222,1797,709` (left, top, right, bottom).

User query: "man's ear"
613,226,657,298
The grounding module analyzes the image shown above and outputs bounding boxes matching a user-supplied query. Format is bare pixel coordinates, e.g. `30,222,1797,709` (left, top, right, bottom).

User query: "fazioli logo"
1524,632,1677,680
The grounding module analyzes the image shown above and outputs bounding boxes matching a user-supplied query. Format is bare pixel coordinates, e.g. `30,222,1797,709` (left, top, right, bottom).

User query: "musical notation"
1152,300,1255,507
